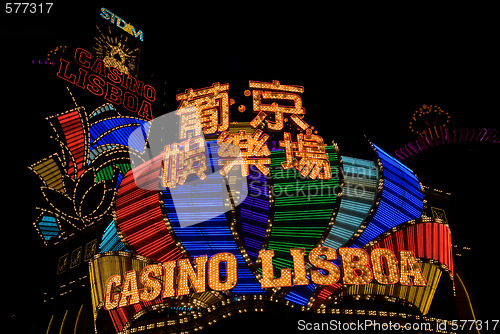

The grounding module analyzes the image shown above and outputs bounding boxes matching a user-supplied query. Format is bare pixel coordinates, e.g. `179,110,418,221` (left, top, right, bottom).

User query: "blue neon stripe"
39,215,59,241
162,140,263,294
285,290,310,306
89,118,149,152
100,220,128,252
323,156,378,250
352,144,424,247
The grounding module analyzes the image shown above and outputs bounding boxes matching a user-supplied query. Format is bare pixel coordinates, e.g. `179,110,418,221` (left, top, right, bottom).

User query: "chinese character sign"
162,135,207,188
280,129,331,179
217,129,271,177
148,91,248,227
161,80,331,191
176,82,230,137
249,80,309,131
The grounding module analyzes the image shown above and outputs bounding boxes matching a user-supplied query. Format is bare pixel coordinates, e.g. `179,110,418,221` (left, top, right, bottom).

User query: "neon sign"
176,82,230,135
161,132,207,188
28,77,453,332
56,47,155,120
99,8,144,41
102,247,427,310
249,80,308,131
94,25,140,77
160,81,331,182
218,129,271,177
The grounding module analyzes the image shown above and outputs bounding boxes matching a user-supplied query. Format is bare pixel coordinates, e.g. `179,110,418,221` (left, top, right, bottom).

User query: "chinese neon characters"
161,80,331,188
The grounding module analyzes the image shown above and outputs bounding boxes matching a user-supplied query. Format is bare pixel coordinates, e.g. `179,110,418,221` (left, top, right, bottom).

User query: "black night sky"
2,2,499,333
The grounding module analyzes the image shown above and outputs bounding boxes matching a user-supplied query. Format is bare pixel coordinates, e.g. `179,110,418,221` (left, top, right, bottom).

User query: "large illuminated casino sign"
31,50,454,332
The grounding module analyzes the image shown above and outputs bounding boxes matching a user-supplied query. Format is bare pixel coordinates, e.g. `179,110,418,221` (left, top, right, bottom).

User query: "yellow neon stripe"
89,261,98,316
59,309,69,334
45,314,54,334
73,304,84,334
456,273,480,334
339,263,442,315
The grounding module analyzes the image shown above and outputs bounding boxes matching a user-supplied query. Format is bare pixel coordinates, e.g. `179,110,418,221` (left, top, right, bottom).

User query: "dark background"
2,2,498,333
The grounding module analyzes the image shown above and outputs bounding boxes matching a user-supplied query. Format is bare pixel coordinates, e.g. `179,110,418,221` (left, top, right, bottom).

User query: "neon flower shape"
38,166,117,230
30,103,150,242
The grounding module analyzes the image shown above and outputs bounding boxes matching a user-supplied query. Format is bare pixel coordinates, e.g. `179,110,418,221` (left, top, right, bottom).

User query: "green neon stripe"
95,163,131,182
266,146,340,273
95,165,113,182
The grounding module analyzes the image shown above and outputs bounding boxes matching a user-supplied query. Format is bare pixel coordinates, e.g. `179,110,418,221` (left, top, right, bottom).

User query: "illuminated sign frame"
100,247,427,311
99,8,144,41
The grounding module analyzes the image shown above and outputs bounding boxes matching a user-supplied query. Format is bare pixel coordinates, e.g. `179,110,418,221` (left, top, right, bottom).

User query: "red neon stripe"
57,110,86,178
110,155,186,332
426,224,432,259
369,222,453,274
314,220,453,307
417,223,424,256
433,224,439,260
438,224,444,265
313,282,343,308
116,154,183,263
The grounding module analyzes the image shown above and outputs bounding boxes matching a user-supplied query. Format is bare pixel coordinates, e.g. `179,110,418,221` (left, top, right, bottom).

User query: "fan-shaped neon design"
106,140,451,332
352,143,425,247
115,155,183,262
313,218,452,314
266,146,341,271
31,102,456,333
395,126,500,160
323,156,378,249
31,103,150,243
161,141,263,294
238,167,270,262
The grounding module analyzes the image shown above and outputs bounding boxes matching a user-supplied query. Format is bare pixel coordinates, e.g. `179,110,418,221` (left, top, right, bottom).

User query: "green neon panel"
266,145,340,272
95,163,131,182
